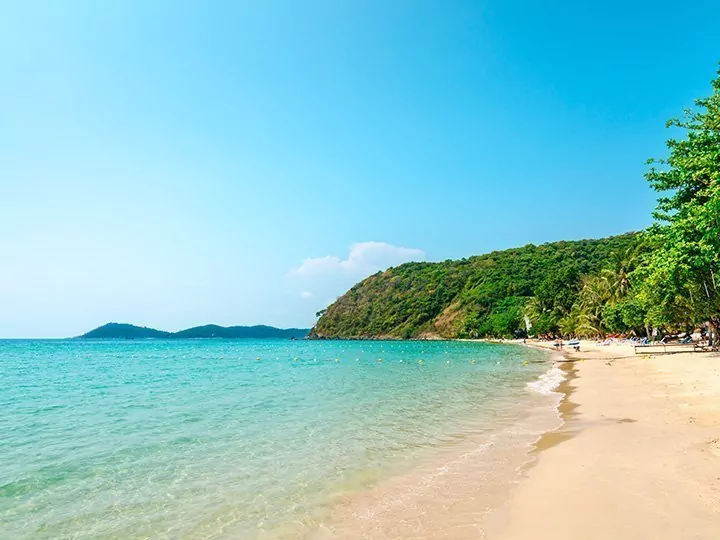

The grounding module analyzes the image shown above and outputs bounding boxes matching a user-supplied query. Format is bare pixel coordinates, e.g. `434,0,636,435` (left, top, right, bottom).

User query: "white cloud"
287,242,426,316
290,242,426,277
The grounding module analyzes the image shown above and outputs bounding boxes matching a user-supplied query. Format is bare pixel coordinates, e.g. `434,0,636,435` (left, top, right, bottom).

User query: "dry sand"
490,341,720,539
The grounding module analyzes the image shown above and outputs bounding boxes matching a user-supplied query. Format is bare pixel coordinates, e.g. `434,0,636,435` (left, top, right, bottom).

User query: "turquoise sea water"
0,339,551,539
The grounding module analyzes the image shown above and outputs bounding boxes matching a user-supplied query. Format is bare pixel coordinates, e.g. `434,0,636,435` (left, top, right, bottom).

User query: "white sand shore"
490,341,720,539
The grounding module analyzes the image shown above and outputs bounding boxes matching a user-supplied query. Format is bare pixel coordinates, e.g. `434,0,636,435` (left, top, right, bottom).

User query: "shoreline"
526,355,579,456
310,344,565,539
487,340,720,539
320,338,720,539
522,342,581,454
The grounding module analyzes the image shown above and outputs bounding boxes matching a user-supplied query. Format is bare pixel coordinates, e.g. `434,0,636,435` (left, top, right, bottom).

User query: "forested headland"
311,66,720,344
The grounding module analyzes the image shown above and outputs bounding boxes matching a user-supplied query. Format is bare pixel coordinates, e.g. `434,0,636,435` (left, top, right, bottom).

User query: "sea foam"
526,364,566,395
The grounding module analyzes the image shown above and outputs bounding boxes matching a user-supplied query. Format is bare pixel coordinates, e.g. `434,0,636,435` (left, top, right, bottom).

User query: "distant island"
79,323,310,340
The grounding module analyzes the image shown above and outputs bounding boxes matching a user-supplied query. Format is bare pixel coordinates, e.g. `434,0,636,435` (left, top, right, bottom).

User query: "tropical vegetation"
311,234,640,339
312,65,720,345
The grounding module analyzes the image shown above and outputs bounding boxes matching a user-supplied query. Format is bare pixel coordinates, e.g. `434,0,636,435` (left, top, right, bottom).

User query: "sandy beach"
490,341,720,539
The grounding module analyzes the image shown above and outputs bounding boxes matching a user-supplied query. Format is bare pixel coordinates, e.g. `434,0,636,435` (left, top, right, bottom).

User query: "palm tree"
558,305,581,337
602,246,639,301
523,296,546,327
575,275,612,337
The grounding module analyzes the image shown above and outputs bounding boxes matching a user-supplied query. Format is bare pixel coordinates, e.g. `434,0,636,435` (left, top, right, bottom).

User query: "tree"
602,246,640,301
535,265,581,317
602,296,646,335
558,304,582,337
523,296,546,327
523,296,560,336
575,275,612,337
643,65,720,344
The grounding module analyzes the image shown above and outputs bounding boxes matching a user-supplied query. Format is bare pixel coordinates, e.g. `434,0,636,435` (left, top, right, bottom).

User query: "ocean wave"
526,365,566,395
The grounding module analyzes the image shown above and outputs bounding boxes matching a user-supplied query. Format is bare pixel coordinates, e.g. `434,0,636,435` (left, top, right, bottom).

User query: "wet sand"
490,341,720,539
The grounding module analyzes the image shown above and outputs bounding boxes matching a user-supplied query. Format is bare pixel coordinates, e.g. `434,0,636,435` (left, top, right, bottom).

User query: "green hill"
80,323,171,339
172,324,309,339
310,233,640,339
78,323,309,339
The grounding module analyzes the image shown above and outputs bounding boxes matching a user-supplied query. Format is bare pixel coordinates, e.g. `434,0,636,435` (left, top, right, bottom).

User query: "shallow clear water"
0,339,550,539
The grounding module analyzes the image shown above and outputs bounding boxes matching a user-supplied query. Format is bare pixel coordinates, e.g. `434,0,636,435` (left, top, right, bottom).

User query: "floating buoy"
335,358,340,363
418,360,424,365
377,358,382,363
523,361,529,365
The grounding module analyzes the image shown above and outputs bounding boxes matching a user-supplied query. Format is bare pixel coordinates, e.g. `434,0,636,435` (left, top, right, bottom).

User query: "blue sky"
1,1,719,337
